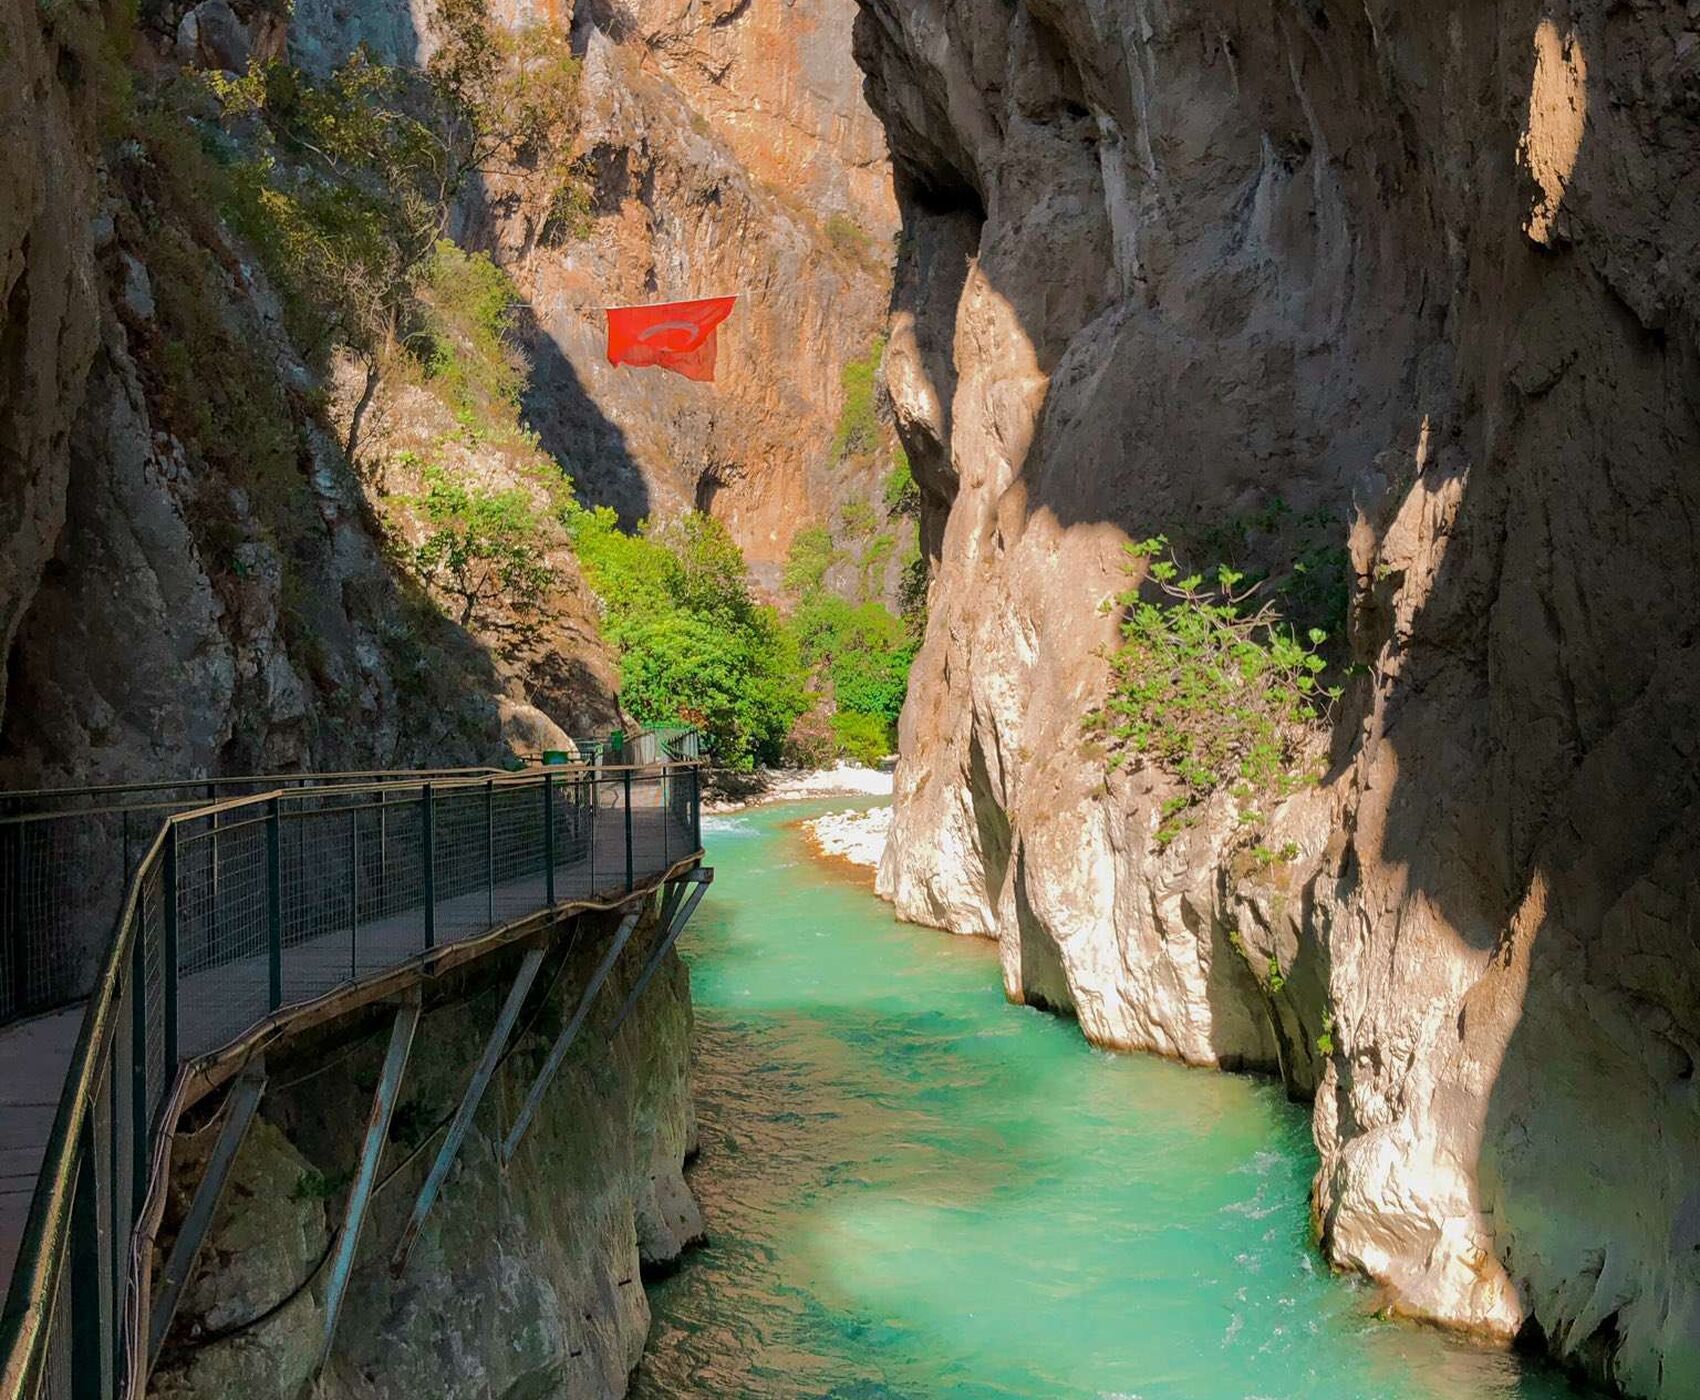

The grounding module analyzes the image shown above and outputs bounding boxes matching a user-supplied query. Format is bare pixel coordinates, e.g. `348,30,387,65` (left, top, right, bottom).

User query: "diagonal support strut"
606,868,713,1040
499,909,642,1168
316,991,421,1379
390,946,546,1275
146,1061,268,1370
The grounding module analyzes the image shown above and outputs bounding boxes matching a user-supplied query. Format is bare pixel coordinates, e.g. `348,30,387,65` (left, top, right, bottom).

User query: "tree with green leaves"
1086,536,1339,847
410,466,555,629
568,506,807,769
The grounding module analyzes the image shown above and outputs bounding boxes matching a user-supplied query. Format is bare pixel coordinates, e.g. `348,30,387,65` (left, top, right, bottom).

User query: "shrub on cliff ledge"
410,466,555,629
1087,537,1339,847
833,336,885,460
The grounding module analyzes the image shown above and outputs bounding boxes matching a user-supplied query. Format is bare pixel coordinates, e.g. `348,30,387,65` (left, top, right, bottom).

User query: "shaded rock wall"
0,0,625,789
150,907,699,1400
0,0,100,725
857,0,1700,1392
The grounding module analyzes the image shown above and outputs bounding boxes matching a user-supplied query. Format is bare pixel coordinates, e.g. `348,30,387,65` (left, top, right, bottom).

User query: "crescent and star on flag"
604,294,739,383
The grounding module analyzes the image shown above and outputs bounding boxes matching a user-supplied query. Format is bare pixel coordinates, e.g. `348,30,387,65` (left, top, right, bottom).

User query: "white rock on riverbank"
706,763,893,812
803,805,892,869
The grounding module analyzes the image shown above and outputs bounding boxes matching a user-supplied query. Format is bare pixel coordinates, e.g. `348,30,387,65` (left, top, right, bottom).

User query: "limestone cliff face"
0,0,629,788
0,0,100,728
511,0,901,591
858,1,1700,1393
149,912,700,1399
291,0,900,591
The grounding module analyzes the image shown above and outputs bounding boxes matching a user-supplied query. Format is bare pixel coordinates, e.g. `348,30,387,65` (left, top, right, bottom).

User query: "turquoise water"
633,801,1585,1400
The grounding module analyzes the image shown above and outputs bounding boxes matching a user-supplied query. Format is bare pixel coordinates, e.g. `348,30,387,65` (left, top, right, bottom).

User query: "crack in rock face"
854,0,1700,1393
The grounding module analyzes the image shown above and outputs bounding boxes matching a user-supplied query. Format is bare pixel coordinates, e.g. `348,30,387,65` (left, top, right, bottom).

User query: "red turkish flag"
605,296,737,382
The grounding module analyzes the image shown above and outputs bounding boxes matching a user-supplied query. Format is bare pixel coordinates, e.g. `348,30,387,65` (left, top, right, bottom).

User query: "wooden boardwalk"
0,804,695,1308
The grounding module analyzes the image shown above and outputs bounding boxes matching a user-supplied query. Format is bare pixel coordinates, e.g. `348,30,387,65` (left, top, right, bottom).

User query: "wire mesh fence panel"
37,1251,72,1400
430,787,493,944
0,748,705,1400
110,984,138,1392
175,814,270,1058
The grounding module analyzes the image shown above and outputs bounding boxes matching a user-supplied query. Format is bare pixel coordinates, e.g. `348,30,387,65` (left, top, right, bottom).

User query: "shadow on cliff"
860,0,1700,1380
517,302,652,526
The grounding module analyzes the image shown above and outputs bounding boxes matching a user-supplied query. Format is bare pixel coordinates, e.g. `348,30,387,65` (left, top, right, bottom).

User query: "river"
632,800,1586,1400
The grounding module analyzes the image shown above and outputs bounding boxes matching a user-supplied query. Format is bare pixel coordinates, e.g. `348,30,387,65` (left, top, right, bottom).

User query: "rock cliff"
149,909,700,1399
858,0,1700,1393
290,0,902,591
0,0,626,788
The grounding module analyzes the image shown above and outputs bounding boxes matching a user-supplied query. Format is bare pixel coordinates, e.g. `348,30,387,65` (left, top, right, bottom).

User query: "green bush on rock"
410,466,556,629
1087,536,1339,847
569,507,806,770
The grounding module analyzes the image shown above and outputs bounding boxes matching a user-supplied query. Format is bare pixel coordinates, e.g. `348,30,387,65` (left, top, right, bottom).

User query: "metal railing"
0,769,507,1031
0,752,703,1399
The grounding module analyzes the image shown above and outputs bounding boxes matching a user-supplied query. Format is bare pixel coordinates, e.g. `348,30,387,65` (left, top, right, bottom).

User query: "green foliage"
1087,536,1339,847
783,525,839,596
132,216,311,556
540,168,595,245
831,710,891,765
838,499,877,541
859,532,896,600
883,452,920,517
418,241,524,419
1188,495,1351,644
1266,958,1286,994
784,581,913,766
833,336,885,461
897,535,928,640
570,506,805,768
410,465,555,627
204,0,581,455
1316,1013,1336,1057
824,213,872,263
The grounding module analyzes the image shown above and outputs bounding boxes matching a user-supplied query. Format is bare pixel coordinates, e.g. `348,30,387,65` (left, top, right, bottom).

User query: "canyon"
0,0,899,1389
4,0,1700,1391
860,0,1700,1394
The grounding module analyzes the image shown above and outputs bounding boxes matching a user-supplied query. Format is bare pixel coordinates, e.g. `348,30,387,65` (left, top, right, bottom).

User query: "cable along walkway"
0,751,709,1399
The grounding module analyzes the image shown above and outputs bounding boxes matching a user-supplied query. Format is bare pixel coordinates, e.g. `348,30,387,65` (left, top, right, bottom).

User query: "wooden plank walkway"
0,804,694,1309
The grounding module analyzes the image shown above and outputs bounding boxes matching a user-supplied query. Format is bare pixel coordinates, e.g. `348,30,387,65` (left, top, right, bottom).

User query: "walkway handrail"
0,740,703,1399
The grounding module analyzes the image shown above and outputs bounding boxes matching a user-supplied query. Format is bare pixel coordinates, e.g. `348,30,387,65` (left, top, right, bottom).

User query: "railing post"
543,773,556,907
623,768,634,893
162,823,179,1067
7,808,25,1016
206,781,220,906
378,785,388,900
422,783,436,949
130,908,152,1217
266,797,283,1013
692,766,702,853
70,1107,104,1399
485,778,495,927
349,806,360,982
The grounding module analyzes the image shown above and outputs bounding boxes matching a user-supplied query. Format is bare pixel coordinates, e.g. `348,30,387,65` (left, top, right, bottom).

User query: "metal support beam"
655,878,687,936
390,947,546,1275
316,992,421,1378
607,870,712,1039
500,910,641,1167
146,1063,268,1369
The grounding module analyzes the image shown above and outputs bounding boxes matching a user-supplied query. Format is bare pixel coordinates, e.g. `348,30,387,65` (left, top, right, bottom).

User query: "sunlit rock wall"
292,0,902,588
857,0,1700,1392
